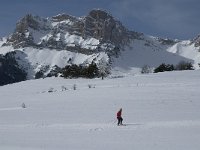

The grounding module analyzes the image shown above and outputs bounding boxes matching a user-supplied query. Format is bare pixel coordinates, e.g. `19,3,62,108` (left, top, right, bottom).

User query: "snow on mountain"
29,26,100,50
111,35,195,75
0,46,108,79
0,37,6,47
0,9,200,82
0,70,200,150
4,9,132,52
167,40,200,69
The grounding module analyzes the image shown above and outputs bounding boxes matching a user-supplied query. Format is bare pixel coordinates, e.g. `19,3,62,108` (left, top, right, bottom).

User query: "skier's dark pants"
117,117,123,125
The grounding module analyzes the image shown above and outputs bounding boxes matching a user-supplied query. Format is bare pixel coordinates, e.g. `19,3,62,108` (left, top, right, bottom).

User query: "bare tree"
97,58,110,79
141,65,152,74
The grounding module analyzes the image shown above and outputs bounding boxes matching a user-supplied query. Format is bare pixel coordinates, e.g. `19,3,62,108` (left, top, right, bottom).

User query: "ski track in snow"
1,120,200,131
0,107,23,111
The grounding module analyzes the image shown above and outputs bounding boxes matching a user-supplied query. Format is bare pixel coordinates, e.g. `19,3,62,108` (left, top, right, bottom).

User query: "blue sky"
0,0,200,40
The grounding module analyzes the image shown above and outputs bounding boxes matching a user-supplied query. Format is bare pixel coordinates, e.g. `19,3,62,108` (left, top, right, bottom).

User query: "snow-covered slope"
0,46,109,79
0,70,200,150
19,48,108,79
1,34,199,79
111,36,194,75
167,40,200,69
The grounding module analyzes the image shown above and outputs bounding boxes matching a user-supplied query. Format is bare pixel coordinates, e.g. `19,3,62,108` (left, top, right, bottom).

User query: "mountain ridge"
0,9,200,85
4,9,141,54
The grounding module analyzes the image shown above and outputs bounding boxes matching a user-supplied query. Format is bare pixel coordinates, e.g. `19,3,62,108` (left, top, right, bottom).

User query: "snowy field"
0,70,200,150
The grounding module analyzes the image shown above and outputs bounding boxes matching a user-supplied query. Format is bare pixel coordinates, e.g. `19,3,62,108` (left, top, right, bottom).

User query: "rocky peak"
16,14,40,32
52,13,77,22
192,34,200,47
17,14,49,31
84,9,132,46
5,14,51,48
87,9,113,22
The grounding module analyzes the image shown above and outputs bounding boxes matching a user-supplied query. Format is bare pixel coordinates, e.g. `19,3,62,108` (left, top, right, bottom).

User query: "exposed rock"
5,14,51,48
192,34,200,47
157,37,177,45
52,13,77,22
6,14,38,48
83,9,134,46
4,9,142,55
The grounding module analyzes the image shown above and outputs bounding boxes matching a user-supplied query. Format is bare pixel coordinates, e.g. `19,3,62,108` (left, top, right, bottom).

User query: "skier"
117,108,123,125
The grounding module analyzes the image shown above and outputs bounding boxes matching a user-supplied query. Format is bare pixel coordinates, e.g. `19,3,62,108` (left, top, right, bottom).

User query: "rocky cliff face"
5,9,142,56
84,10,134,45
6,14,49,48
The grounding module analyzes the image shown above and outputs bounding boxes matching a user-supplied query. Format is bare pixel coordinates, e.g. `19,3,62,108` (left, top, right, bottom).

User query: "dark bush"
35,71,44,79
154,63,174,73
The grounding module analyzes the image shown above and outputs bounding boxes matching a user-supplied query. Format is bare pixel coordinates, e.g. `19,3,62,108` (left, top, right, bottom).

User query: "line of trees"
61,62,100,79
154,61,193,73
61,58,110,79
34,58,110,79
141,61,194,74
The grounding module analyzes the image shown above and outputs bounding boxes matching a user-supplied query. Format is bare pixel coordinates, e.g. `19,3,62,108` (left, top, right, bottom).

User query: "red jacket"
117,110,122,118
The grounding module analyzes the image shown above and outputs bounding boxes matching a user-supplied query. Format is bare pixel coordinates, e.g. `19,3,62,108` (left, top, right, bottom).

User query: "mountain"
0,9,200,85
4,9,138,54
